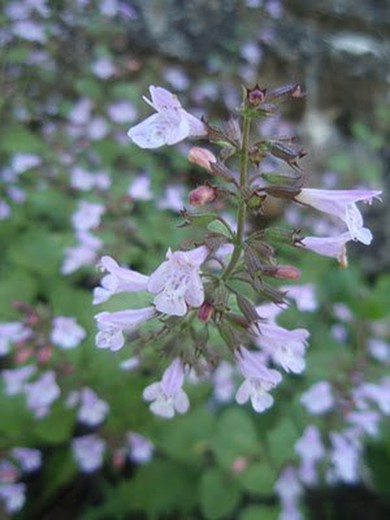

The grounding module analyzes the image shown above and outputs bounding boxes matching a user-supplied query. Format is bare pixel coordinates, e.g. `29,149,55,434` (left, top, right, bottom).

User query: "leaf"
156,408,216,465
266,418,299,469
240,462,277,495
238,505,279,520
32,402,76,444
211,408,260,469
199,468,241,520
0,125,45,153
0,268,38,318
207,219,233,238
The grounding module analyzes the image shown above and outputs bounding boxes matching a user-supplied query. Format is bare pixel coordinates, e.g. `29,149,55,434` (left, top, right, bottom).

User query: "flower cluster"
93,84,382,421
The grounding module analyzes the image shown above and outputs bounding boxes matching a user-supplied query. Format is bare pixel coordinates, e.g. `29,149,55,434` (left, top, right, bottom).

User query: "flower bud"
273,265,301,280
189,185,218,206
197,302,214,322
246,84,267,107
188,147,217,172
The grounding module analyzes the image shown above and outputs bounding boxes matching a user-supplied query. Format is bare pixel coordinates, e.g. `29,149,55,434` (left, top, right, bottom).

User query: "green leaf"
157,408,216,464
0,269,38,318
211,408,260,468
238,505,279,520
240,462,277,495
33,402,75,444
0,392,32,444
0,125,45,154
199,468,241,520
207,219,233,238
266,418,299,469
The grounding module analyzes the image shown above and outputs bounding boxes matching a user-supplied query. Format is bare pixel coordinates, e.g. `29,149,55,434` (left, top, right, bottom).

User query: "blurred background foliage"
0,1,389,519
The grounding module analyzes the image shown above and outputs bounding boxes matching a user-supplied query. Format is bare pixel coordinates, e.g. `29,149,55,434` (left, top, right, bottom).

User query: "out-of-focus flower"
71,201,105,232
128,86,207,149
0,483,26,514
280,283,317,312
295,425,325,485
93,256,149,305
11,448,42,473
300,381,335,415
61,231,102,275
212,361,235,403
127,432,154,464
95,307,155,351
24,371,60,418
142,358,189,418
157,185,185,212
91,56,115,79
107,100,137,123
275,466,303,520
2,366,36,396
77,388,109,426
235,347,282,413
51,316,86,349
295,188,382,245
0,322,31,356
128,174,153,201
72,435,105,473
328,431,362,484
148,246,208,316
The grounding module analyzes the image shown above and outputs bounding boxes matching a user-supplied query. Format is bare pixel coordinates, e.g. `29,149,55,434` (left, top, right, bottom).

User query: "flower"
72,435,105,473
0,483,26,513
142,358,190,418
93,256,149,305
71,201,105,232
128,86,207,149
300,381,334,415
295,188,382,245
127,433,154,464
295,425,325,485
95,307,155,351
11,448,42,473
300,232,351,266
77,388,109,426
235,347,282,413
0,322,31,356
2,366,36,396
24,371,60,418
51,316,86,349
328,431,362,484
148,246,208,317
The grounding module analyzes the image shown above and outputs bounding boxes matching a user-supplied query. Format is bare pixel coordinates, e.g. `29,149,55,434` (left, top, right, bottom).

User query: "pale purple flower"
71,201,105,232
300,232,351,266
235,347,282,413
127,432,154,464
128,174,153,201
68,98,93,125
11,448,42,473
77,388,109,426
280,283,317,312
0,460,18,484
368,338,390,363
10,153,41,174
0,483,26,513
87,117,109,140
13,20,47,43
212,361,235,403
346,410,381,437
328,431,361,484
142,358,190,418
24,371,60,418
300,381,334,415
7,185,26,203
107,100,137,123
163,67,190,91
0,200,11,220
62,231,102,275
0,322,31,356
353,378,390,415
119,356,140,372
275,466,303,520
70,167,110,191
295,425,325,485
51,316,86,349
148,246,208,316
333,302,353,322
100,0,119,16
95,307,155,351
91,56,115,79
157,185,185,212
93,256,149,305
72,434,105,473
2,366,36,396
128,85,207,149
295,188,382,245
330,323,348,343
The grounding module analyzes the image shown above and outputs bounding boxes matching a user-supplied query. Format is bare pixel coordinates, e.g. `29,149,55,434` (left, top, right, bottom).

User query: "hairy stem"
222,116,251,280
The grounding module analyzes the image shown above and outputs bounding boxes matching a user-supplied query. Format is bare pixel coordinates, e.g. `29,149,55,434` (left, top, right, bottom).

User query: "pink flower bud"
188,147,217,172
14,348,34,364
274,265,301,280
189,185,217,206
197,302,214,322
37,345,53,365
231,456,248,474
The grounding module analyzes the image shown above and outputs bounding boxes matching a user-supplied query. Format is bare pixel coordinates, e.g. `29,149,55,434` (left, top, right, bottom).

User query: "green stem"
222,116,251,281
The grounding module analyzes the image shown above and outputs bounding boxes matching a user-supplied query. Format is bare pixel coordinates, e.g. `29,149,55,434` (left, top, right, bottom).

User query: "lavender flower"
235,347,282,413
295,425,325,485
95,307,155,351
0,483,26,513
72,434,105,473
11,448,42,473
51,316,86,349
0,322,31,356
24,371,60,419
2,365,36,396
71,201,105,232
142,358,190,418
77,388,109,426
328,431,362,484
300,381,334,415
300,232,351,266
295,188,382,245
93,256,149,305
127,432,154,464
128,86,207,149
148,246,208,316
61,231,102,274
